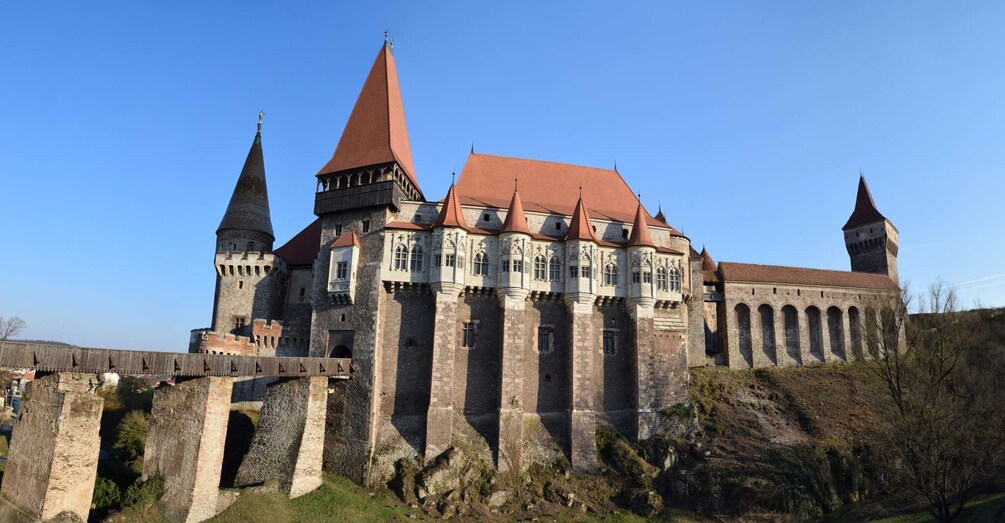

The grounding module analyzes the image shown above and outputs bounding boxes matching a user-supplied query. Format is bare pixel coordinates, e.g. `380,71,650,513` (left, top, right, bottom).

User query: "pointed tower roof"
700,247,717,272
217,120,274,240
434,183,468,229
500,184,531,234
627,201,655,247
654,205,667,224
564,193,599,242
843,175,887,230
316,42,420,194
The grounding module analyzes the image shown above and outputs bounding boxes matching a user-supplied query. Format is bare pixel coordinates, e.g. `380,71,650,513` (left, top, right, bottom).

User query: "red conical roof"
700,247,717,272
564,195,599,242
500,188,531,234
434,184,468,229
627,202,655,247
316,43,420,195
843,175,886,230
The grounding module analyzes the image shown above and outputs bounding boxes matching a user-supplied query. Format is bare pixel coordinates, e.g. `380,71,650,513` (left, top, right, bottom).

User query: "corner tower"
310,39,423,484
217,112,275,254
843,175,899,284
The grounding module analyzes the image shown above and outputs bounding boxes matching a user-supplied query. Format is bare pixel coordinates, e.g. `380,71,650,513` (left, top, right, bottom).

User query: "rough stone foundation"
235,376,327,497
1,373,103,522
144,377,233,523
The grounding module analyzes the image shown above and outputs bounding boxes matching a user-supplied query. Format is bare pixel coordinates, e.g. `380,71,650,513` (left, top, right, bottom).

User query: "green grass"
872,493,1005,523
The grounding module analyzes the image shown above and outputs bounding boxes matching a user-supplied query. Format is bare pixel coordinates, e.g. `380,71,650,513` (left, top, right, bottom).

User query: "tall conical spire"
500,182,531,234
654,204,667,224
434,182,468,229
316,40,420,195
627,201,655,247
842,175,886,230
564,194,599,242
217,116,274,240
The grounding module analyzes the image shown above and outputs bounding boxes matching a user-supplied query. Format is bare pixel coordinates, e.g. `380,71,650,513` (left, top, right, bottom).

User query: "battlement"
190,319,284,356
214,251,288,278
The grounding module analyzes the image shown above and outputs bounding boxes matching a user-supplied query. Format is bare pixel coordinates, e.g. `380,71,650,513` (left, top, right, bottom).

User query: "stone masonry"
235,376,328,498
144,377,233,523
1,373,103,522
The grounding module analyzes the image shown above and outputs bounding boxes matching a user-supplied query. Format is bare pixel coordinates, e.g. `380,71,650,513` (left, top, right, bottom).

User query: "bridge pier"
234,376,327,497
144,377,233,523
1,372,103,522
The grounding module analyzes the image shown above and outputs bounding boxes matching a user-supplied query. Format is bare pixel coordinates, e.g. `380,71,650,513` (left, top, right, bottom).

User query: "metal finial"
614,159,618,172
451,169,456,186
384,31,388,43
514,177,518,192
471,142,475,154
257,110,264,134
579,185,583,199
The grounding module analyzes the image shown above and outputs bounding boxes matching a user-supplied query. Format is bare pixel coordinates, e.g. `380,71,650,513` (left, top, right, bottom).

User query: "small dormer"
328,232,360,303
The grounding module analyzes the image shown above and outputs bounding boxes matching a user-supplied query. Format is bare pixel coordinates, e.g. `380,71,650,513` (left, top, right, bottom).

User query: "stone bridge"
0,342,349,522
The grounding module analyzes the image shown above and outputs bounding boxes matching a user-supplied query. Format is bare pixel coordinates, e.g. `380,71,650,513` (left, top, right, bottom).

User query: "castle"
189,40,901,483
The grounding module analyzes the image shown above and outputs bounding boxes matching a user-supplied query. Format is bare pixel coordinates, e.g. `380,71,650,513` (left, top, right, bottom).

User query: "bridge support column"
565,297,599,473
234,376,327,498
496,291,528,475
629,300,657,440
144,377,233,523
1,373,103,522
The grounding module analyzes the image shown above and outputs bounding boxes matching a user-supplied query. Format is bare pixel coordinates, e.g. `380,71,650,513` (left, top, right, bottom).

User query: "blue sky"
2,2,1003,350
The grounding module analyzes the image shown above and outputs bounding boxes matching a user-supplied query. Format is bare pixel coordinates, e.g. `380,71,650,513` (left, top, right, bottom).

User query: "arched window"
533,255,547,280
549,256,561,281
394,245,407,271
759,304,777,366
656,266,668,291
669,267,681,292
409,245,424,272
827,306,846,360
603,262,618,286
806,306,824,362
473,252,489,276
735,304,753,368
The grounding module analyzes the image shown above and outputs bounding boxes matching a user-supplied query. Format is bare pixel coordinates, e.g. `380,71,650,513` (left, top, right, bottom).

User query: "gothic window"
500,259,510,273
473,252,489,275
534,256,547,280
434,254,442,267
513,259,524,273
549,256,561,281
581,265,591,278
537,326,554,353
669,267,681,292
335,261,348,280
569,265,578,278
632,271,641,284
394,245,407,271
461,322,478,349
656,266,668,291
603,329,617,356
410,245,424,272
643,271,652,284
445,254,456,267
603,263,618,286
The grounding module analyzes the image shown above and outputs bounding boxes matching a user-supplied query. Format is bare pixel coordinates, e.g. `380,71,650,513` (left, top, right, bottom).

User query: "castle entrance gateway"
0,341,349,522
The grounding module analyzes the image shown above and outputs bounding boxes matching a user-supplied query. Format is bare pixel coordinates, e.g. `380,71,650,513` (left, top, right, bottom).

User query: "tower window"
334,224,343,236
632,271,640,284
394,245,408,271
410,246,424,272
362,220,371,233
238,280,244,289
501,260,510,273
233,316,246,330
444,254,456,267
513,259,524,273
622,229,629,239
656,267,667,290
483,213,490,222
335,262,348,280
473,253,489,275
581,265,591,278
537,326,554,353
555,222,562,231
461,322,478,349
603,329,617,356
643,271,652,284
549,257,561,281
299,287,307,302
569,266,578,278
404,336,416,349
534,256,547,280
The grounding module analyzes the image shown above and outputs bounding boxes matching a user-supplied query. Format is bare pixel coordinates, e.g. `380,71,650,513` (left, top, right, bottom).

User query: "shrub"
122,475,165,509
92,476,121,510
114,410,148,461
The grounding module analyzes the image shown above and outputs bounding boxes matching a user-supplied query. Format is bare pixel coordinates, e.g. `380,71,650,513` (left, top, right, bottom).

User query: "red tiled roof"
627,202,655,247
433,185,469,229
500,189,531,234
455,153,681,234
274,219,321,266
316,43,420,195
701,248,719,284
843,175,887,230
718,262,899,290
564,196,600,242
331,231,360,248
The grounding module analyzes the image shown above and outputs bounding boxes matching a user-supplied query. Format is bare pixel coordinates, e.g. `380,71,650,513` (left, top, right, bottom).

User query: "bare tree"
0,316,26,341
866,281,1005,522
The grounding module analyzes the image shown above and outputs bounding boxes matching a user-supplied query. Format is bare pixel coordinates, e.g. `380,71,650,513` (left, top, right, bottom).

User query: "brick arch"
805,306,825,363
734,303,753,368
757,304,777,366
781,305,801,365
827,306,846,361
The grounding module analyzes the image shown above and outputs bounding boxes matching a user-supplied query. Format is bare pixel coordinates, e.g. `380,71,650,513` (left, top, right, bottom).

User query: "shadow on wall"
390,292,434,458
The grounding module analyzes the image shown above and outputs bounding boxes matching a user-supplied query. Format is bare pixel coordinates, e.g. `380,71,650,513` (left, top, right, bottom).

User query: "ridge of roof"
564,195,600,242
627,201,655,247
274,218,321,266
718,261,899,290
843,175,887,230
315,43,420,196
500,188,531,234
434,184,469,229
217,127,274,240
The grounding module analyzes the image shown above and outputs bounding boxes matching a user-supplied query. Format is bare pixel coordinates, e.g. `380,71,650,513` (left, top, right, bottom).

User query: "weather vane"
258,110,264,133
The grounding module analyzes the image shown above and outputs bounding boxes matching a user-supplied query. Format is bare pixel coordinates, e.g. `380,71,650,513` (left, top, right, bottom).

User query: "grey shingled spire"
217,113,275,241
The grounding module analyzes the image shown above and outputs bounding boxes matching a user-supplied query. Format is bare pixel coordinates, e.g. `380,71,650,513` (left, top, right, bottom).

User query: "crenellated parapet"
190,319,284,356
214,250,288,279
